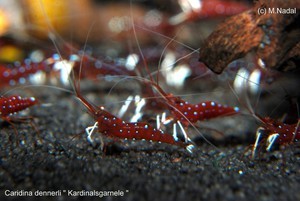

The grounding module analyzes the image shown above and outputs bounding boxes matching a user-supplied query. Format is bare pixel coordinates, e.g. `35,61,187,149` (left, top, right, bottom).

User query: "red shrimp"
72,54,137,80
0,95,39,145
252,117,300,158
0,49,136,88
229,74,300,158
0,63,44,87
126,20,239,134
73,76,195,153
134,78,239,144
0,95,38,133
0,95,38,122
141,80,239,126
0,58,55,87
162,94,239,127
169,0,250,25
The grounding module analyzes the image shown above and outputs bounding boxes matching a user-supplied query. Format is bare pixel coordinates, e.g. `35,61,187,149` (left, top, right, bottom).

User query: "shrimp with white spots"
0,95,38,122
139,80,239,142
252,117,300,158
73,74,195,153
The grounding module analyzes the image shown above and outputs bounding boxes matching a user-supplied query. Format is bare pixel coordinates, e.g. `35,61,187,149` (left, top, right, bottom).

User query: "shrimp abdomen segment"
173,100,239,124
0,95,38,118
96,111,177,145
197,101,239,120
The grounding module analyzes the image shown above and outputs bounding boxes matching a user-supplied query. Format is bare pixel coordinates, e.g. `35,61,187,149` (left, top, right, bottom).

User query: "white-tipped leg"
161,112,166,123
125,54,139,70
173,123,179,141
233,68,249,95
118,96,133,118
156,112,172,130
249,69,261,95
156,114,161,130
177,121,191,143
169,0,202,25
169,12,187,25
186,144,195,154
252,127,264,159
52,59,75,86
161,112,172,125
130,96,146,122
29,71,46,85
266,133,279,152
85,122,99,144
86,122,105,150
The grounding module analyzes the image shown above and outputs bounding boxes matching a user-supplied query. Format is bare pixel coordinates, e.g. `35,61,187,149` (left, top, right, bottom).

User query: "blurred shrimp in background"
0,0,251,48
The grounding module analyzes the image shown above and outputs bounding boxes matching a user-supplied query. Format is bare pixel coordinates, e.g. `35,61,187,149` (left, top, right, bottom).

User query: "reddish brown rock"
199,0,300,73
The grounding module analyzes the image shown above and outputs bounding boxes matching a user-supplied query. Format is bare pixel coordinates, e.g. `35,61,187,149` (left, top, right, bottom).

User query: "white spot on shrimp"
19,77,26,84
18,67,25,73
69,54,80,62
3,71,9,77
9,80,16,86
52,53,60,61
95,60,102,68
125,54,139,70
234,107,239,112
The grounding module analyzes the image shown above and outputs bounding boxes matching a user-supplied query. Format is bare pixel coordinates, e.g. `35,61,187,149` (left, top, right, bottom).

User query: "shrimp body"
95,108,178,145
0,61,51,87
72,54,136,80
252,117,300,158
0,95,38,119
261,117,300,144
166,94,239,126
75,85,194,152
